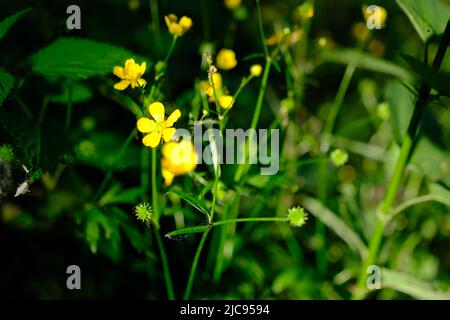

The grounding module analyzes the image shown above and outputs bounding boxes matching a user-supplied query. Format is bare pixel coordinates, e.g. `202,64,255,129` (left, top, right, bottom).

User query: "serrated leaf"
168,189,210,217
0,8,31,40
32,38,150,80
0,69,14,106
321,49,413,80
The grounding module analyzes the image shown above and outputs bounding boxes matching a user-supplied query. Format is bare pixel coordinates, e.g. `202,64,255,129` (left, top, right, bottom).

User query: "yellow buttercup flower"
161,141,198,186
164,14,193,36
113,58,147,90
224,0,241,10
216,49,237,70
218,95,234,109
250,64,262,77
137,102,181,148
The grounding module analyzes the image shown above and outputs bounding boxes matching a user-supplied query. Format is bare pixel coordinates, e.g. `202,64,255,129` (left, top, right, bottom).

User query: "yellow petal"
142,132,161,148
125,58,136,69
165,109,181,127
137,118,156,133
162,141,177,159
140,62,147,75
114,80,130,90
179,16,193,31
218,95,234,109
163,127,176,142
162,168,175,186
137,78,147,87
149,102,165,122
113,66,125,79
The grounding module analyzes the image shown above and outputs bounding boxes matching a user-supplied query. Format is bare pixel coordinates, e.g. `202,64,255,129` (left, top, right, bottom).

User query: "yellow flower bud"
224,0,241,10
216,49,237,70
250,64,263,77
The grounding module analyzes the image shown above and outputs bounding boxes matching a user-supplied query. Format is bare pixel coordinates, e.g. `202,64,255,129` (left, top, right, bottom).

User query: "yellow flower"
113,58,147,90
297,2,314,20
164,14,193,36
250,64,262,77
362,5,387,29
161,141,198,186
216,49,237,70
218,95,234,109
224,0,241,10
137,102,181,148
200,73,224,101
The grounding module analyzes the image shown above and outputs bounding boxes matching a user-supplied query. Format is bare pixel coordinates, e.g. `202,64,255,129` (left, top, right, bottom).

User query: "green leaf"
166,225,210,238
385,80,415,143
428,183,450,204
301,196,368,259
168,189,210,217
411,137,450,185
402,54,450,97
50,82,93,104
0,8,31,40
396,0,450,42
99,184,142,207
0,69,14,107
31,37,150,80
321,49,413,80
382,267,450,300
75,132,140,171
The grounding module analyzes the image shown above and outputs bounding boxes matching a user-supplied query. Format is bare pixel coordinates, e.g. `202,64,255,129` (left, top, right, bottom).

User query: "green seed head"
0,144,14,162
288,206,308,227
135,202,153,224
330,149,349,167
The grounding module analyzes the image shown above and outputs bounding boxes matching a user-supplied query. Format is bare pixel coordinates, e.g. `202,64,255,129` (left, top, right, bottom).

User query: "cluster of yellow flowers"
111,11,264,185
112,13,198,185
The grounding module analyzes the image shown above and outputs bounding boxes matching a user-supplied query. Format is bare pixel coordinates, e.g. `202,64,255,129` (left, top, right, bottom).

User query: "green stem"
163,36,178,66
37,95,49,126
151,147,159,220
353,21,450,300
150,147,175,300
65,82,73,128
141,147,151,202
149,0,161,46
154,227,176,300
234,57,272,182
183,228,211,300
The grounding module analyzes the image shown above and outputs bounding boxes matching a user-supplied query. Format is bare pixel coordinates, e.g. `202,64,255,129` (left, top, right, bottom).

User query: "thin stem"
154,227,176,300
234,57,272,182
37,95,49,126
151,147,159,219
183,228,211,300
15,95,33,119
256,0,269,58
213,217,289,227
149,0,161,46
65,82,73,128
150,147,175,300
163,36,178,66
141,147,151,202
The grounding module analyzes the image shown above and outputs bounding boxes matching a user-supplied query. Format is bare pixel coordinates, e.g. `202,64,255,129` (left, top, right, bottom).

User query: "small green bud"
0,144,14,162
330,149,349,167
135,202,153,224
288,206,308,227
376,102,390,120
